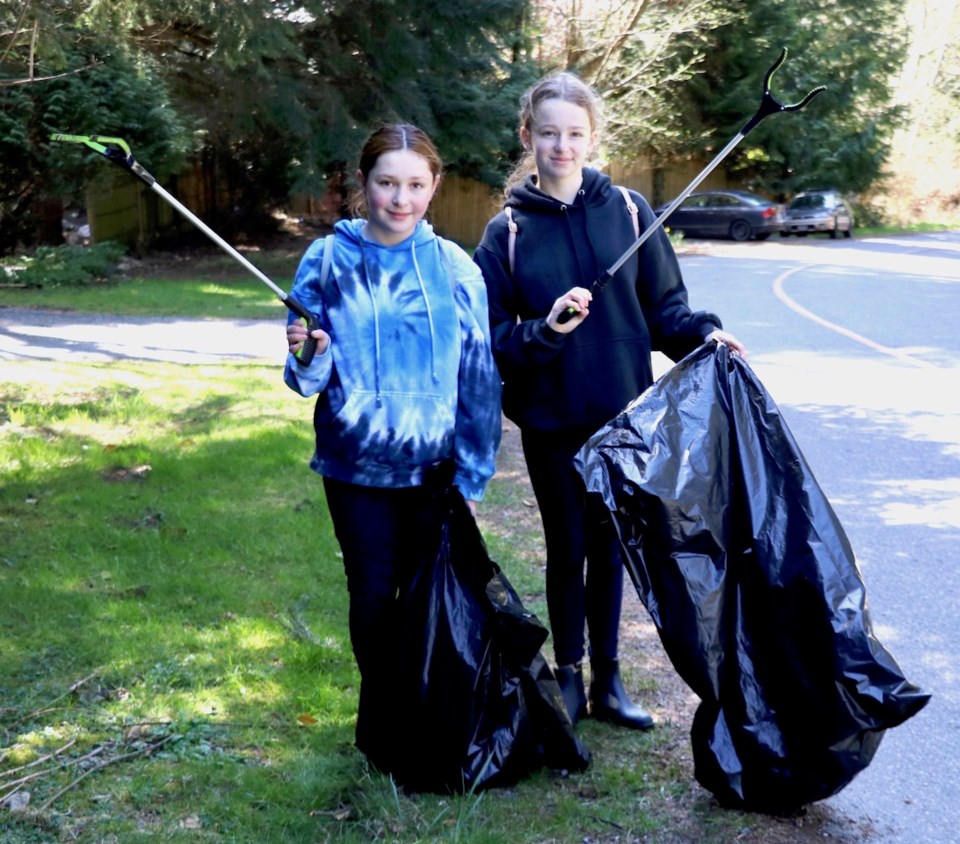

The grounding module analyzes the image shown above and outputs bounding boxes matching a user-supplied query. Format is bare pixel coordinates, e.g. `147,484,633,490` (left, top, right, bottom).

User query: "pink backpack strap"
505,206,518,275
615,185,640,237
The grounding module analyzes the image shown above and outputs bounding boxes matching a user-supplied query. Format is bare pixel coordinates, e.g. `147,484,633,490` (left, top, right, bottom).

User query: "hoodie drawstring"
360,237,442,407
411,241,440,385
359,242,384,407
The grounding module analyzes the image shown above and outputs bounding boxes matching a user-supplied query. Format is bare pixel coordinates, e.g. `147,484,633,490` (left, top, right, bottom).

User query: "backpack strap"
615,185,640,238
319,233,335,289
505,206,518,276
504,187,638,276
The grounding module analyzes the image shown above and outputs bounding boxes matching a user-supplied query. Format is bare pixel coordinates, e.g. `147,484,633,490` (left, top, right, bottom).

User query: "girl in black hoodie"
474,71,746,731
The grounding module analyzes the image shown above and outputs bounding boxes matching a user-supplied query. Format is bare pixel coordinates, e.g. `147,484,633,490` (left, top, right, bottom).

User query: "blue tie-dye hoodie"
284,218,501,501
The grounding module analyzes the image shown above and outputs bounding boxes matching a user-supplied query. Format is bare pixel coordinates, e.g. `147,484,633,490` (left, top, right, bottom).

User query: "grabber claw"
557,47,826,323
740,48,827,135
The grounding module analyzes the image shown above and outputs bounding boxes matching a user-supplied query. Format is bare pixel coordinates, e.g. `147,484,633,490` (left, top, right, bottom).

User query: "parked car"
781,189,854,238
654,189,782,242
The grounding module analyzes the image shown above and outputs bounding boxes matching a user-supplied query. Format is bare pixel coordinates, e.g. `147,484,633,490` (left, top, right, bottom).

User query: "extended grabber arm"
50,134,320,364
557,48,826,324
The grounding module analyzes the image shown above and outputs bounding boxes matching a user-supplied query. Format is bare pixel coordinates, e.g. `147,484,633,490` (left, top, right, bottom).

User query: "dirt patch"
484,419,873,844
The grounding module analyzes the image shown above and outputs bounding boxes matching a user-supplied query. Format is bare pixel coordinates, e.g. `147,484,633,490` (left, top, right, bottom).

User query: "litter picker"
558,48,825,323
49,134,321,364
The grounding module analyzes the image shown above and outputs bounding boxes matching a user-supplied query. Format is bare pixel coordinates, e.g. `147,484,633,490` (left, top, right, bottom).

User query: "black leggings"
521,428,625,667
322,476,445,762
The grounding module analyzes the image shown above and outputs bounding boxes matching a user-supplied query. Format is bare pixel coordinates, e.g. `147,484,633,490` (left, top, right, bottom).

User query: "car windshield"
790,195,827,210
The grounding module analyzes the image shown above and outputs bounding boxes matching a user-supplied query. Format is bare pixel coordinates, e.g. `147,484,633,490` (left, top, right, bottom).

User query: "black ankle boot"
555,662,588,724
589,659,655,731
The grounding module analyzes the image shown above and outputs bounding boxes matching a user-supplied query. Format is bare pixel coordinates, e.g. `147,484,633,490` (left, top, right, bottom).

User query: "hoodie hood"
334,217,440,251
505,167,612,214
504,168,614,290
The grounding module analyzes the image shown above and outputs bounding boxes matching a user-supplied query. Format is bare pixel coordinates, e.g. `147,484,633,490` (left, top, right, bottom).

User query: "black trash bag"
575,342,930,812
384,485,591,793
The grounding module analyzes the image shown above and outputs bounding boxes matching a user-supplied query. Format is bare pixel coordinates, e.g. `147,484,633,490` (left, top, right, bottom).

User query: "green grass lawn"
0,238,305,318
0,270,293,319
0,252,824,843
0,358,708,844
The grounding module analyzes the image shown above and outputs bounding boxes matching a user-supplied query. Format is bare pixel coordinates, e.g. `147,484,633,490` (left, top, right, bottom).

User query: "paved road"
3,232,959,842
678,232,960,844
0,308,287,365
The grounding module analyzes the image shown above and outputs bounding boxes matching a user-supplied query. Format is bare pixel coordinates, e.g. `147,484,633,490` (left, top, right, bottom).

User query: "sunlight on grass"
0,356,762,844
0,275,291,318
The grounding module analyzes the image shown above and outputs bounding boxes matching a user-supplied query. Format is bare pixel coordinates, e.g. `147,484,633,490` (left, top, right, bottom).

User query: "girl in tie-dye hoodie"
283,124,501,771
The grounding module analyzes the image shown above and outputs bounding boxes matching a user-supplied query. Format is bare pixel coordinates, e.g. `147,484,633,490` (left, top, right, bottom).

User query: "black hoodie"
474,168,721,434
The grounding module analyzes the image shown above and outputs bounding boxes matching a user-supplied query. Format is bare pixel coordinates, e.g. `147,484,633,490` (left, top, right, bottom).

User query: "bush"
1,241,127,287
850,199,887,228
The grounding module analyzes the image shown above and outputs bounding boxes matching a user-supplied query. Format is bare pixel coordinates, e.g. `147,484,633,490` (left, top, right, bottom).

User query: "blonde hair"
505,71,605,196
349,123,444,217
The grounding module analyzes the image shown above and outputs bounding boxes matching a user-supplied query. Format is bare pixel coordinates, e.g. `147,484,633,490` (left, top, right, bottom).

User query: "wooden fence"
84,156,733,250
429,174,502,246
607,158,732,206
85,158,242,250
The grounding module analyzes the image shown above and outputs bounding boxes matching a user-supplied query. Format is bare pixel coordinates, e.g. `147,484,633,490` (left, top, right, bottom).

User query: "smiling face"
521,97,596,200
360,149,439,246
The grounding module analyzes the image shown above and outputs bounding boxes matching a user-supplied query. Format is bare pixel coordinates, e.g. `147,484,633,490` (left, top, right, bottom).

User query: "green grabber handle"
50,133,319,365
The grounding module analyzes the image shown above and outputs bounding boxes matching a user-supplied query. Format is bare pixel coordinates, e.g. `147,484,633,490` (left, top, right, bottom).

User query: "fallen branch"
36,733,178,813
280,595,322,644
0,743,103,804
0,60,100,87
3,672,101,732
0,737,77,779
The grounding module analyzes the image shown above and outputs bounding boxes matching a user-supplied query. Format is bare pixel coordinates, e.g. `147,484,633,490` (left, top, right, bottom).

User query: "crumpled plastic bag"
575,342,930,811
385,485,591,793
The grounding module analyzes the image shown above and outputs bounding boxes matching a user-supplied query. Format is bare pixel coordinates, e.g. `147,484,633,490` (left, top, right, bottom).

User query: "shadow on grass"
0,393,387,840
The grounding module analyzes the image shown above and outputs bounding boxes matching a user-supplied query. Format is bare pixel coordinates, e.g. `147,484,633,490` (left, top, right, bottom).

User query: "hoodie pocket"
321,387,456,469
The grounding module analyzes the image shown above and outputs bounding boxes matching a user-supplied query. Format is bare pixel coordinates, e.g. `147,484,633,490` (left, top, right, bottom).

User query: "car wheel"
730,220,752,241
829,227,839,239
780,231,791,238
844,225,854,239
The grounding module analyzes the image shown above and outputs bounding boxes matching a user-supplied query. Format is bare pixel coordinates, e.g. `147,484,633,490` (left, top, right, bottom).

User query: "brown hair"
349,123,444,216
505,71,605,196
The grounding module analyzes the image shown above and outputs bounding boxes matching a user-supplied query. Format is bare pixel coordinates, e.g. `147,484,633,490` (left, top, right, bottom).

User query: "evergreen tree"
2,0,531,247
0,4,190,252
679,0,907,198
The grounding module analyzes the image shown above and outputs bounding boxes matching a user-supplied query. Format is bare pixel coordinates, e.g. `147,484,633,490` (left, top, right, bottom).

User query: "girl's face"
521,97,596,189
359,149,439,246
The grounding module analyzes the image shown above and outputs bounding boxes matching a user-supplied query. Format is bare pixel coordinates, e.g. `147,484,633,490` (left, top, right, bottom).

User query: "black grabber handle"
283,296,320,366
555,269,614,325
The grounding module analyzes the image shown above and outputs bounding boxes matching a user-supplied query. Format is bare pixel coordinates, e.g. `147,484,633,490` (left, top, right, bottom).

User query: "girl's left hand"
705,329,747,359
287,322,331,357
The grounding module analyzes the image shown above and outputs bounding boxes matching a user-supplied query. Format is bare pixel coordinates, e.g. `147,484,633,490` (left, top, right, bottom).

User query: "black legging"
322,476,445,763
521,428,625,667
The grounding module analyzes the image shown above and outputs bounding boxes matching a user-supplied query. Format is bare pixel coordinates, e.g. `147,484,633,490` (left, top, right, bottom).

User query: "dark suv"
781,189,854,238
